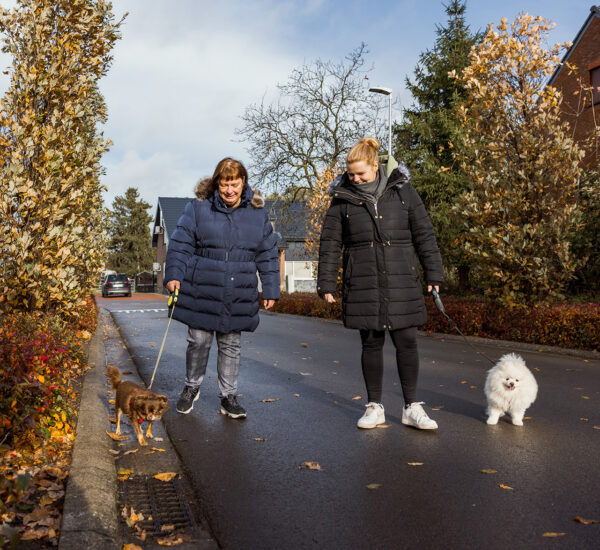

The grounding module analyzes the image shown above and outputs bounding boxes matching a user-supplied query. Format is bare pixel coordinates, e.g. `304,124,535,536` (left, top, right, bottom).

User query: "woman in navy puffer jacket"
164,158,279,419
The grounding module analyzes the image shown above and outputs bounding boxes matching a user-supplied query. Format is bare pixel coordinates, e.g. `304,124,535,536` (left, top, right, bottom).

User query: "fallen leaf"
407,462,423,466
333,360,339,363
156,535,183,546
109,417,116,424
366,483,381,490
582,396,590,400
299,372,313,376
524,417,532,420
499,484,513,490
331,371,337,374
542,532,566,537
153,472,177,482
109,399,115,403
593,426,600,430
123,449,139,456
118,475,129,482
106,430,129,441
301,343,308,347
261,398,280,403
573,516,599,524
301,461,324,471
333,400,338,404
152,448,166,452
123,544,143,550
108,449,120,455
461,381,467,384
161,524,175,531
575,387,584,390
580,418,589,421
431,405,445,410
352,396,362,400
117,468,134,476
154,437,164,442
253,437,265,442
470,385,478,389
480,469,497,474
376,424,391,429
293,393,300,397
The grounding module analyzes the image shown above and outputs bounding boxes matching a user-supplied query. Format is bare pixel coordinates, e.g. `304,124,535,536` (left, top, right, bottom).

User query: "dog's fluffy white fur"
484,353,538,426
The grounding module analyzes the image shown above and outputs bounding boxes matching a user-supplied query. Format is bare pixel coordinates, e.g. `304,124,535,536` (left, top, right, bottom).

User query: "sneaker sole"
357,415,386,429
176,391,200,414
401,419,438,430
220,407,246,419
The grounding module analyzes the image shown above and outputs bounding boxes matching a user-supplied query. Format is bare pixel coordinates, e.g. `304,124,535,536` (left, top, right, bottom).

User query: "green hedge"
268,292,599,351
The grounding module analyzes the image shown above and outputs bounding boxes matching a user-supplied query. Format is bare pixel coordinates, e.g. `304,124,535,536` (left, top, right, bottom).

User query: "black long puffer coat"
317,165,443,331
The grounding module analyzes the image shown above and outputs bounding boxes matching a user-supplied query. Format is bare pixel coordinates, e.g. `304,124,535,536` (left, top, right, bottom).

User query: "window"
591,66,600,105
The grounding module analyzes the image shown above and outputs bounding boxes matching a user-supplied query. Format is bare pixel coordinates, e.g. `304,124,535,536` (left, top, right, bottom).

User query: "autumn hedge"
268,292,599,352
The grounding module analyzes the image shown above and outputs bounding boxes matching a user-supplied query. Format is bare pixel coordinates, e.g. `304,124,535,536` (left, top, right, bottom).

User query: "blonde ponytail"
347,137,380,166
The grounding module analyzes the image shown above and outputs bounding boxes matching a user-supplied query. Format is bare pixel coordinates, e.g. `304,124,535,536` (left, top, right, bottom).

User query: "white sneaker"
402,402,438,430
357,402,385,429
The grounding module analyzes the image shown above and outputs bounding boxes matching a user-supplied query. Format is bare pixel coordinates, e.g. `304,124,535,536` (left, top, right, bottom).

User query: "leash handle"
148,289,178,389
431,288,445,314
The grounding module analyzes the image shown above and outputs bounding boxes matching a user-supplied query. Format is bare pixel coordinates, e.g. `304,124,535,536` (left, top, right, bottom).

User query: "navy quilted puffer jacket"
164,179,280,333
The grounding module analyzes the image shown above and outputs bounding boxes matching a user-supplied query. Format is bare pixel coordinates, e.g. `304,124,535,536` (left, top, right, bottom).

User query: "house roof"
547,5,600,86
152,196,310,248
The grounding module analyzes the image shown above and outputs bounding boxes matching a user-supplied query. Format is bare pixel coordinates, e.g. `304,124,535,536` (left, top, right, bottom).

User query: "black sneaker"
176,385,200,414
220,394,246,418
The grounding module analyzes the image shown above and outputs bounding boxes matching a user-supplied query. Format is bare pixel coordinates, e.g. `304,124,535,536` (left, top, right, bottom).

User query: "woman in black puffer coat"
317,138,443,430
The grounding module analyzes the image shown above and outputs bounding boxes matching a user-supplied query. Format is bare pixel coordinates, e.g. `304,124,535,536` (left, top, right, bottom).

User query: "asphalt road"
99,295,600,550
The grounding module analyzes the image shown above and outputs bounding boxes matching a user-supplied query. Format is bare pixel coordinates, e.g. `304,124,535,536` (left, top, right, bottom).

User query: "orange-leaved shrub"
0,297,97,449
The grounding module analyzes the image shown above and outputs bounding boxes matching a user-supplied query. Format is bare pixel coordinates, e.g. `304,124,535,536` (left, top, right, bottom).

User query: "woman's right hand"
166,280,180,293
323,293,336,303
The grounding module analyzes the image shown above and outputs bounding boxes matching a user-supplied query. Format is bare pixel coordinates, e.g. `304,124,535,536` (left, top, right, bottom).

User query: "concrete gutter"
59,323,120,550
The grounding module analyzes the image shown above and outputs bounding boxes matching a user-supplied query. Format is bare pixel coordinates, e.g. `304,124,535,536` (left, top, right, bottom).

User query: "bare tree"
236,43,387,196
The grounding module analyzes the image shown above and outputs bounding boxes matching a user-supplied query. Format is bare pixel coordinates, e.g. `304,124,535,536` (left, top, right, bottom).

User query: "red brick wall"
552,16,600,167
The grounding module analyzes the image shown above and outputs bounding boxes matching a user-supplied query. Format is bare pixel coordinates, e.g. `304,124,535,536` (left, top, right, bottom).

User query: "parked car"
101,274,132,297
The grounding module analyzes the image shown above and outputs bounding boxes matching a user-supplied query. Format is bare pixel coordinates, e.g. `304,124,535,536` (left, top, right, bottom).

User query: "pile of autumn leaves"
0,297,97,546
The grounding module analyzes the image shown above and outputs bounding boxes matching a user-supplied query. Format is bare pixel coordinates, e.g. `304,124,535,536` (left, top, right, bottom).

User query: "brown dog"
107,366,169,446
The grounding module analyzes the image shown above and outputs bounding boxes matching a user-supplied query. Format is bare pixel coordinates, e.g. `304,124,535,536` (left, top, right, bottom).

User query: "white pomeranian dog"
484,353,538,426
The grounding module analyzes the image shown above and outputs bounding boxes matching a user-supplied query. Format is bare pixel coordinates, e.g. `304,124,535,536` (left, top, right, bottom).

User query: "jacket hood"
194,177,265,208
329,162,411,197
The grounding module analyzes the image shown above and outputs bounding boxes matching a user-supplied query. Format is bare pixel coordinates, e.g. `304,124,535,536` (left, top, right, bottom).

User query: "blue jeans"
185,328,241,397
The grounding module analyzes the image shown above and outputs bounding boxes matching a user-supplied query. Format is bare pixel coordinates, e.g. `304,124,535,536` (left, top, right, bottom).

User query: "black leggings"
359,327,419,405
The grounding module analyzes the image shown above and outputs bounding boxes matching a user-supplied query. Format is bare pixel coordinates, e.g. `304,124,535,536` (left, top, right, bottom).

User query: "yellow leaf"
301,343,308,347
299,372,312,376
301,461,324,471
261,398,280,403
499,484,513,490
480,469,497,474
542,532,566,537
38,374,45,384
253,437,265,442
153,472,177,482
407,462,424,466
293,393,300,397
156,535,183,546
352,396,362,400
123,544,144,550
376,424,391,429
117,468,133,476
366,483,382,490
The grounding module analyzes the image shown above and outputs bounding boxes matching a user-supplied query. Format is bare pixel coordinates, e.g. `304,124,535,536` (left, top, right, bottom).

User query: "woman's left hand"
427,285,440,293
263,299,275,310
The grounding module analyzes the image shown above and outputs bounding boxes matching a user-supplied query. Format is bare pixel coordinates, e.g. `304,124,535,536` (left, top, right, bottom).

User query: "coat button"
231,277,234,280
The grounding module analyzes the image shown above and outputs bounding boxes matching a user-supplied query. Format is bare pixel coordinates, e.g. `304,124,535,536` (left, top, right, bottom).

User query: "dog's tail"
107,365,121,390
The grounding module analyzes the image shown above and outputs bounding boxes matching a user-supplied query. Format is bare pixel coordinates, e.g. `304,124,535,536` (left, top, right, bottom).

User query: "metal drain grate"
119,476,195,537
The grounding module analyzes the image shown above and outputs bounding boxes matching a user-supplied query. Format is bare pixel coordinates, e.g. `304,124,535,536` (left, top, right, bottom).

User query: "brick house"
151,197,317,293
547,5,600,167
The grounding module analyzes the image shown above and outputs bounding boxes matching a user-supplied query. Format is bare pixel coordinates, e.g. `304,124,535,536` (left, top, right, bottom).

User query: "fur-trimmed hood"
328,162,412,197
194,177,265,208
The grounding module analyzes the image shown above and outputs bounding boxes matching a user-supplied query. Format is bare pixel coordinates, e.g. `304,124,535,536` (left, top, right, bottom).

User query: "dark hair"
211,158,248,186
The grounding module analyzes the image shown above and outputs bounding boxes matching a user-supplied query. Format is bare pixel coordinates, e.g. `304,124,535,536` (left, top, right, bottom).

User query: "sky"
0,0,591,217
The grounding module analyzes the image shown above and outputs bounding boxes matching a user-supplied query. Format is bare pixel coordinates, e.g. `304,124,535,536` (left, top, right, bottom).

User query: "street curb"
260,310,600,360
59,321,120,550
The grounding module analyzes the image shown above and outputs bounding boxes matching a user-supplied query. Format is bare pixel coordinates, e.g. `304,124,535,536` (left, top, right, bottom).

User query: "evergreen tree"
393,1,481,289
107,188,154,276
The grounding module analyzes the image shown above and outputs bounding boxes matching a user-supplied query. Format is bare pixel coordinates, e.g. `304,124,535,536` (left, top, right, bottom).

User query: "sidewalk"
59,309,217,549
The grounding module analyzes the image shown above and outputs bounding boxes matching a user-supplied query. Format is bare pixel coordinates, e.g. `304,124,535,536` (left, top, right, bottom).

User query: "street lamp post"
368,86,392,158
